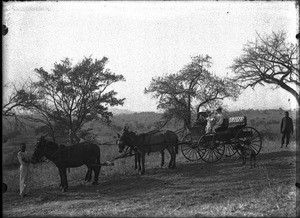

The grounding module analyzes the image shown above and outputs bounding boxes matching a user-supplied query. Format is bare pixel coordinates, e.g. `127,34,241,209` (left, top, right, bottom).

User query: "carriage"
180,114,262,163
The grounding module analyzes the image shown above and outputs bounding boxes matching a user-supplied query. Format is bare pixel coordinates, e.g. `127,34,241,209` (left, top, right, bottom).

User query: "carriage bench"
226,116,247,131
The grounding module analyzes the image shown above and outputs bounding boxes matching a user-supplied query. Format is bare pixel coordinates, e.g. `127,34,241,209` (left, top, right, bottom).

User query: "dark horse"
31,136,101,192
120,132,165,171
117,126,178,175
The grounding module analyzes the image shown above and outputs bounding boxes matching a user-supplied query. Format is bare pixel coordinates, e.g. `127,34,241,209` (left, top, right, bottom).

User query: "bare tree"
230,31,299,105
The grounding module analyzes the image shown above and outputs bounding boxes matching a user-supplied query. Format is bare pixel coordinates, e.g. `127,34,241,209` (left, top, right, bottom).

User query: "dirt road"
3,149,298,217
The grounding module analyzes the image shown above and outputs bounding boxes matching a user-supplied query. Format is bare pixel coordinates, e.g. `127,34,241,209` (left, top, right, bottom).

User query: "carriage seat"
214,117,229,132
227,116,247,130
214,116,247,134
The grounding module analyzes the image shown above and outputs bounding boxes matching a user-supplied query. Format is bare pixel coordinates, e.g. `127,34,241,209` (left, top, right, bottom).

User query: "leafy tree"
145,55,240,129
14,56,125,143
230,31,299,105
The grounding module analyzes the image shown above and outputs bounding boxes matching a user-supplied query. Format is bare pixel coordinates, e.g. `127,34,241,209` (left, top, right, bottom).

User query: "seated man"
212,107,226,132
194,111,207,127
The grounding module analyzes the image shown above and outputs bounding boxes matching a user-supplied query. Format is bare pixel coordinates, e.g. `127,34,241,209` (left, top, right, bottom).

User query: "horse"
31,135,101,192
119,133,165,172
117,126,178,175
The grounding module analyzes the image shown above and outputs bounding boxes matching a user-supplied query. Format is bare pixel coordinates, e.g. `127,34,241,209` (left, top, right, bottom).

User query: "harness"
39,140,71,164
135,131,169,154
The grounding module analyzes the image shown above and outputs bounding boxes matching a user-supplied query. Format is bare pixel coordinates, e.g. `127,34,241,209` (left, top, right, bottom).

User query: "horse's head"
31,135,48,164
117,126,133,153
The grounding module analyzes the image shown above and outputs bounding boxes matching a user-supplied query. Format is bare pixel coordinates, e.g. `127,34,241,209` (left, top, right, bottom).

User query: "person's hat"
216,107,223,112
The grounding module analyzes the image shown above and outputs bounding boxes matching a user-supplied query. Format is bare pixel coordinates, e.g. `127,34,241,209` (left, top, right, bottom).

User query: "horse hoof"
92,182,98,185
140,171,145,175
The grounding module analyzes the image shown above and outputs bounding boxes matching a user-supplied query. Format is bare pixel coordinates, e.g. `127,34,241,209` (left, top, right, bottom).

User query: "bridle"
118,131,141,153
34,138,59,162
118,131,133,153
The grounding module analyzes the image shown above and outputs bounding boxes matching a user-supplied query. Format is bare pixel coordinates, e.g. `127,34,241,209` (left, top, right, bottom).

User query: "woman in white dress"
205,110,215,133
17,143,31,197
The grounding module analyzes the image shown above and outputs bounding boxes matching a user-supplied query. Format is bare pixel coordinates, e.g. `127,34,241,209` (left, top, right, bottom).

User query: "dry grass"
2,139,298,217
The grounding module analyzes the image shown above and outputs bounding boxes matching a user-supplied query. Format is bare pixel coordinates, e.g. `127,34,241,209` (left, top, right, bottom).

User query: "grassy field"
2,109,298,217
2,139,298,217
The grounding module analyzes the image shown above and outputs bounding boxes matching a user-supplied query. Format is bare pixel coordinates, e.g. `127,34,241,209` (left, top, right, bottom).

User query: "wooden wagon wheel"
180,133,202,161
197,133,225,163
235,127,262,156
224,142,238,157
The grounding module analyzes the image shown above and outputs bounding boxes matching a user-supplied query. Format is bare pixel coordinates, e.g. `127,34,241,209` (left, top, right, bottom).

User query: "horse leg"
140,152,146,175
61,167,68,192
167,148,173,169
242,156,246,165
58,167,63,190
85,167,92,182
92,166,101,185
172,148,176,169
134,152,138,170
160,150,165,167
137,152,141,171
92,155,101,185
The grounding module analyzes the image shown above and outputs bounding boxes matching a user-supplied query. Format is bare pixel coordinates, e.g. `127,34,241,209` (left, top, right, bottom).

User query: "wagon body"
180,116,262,163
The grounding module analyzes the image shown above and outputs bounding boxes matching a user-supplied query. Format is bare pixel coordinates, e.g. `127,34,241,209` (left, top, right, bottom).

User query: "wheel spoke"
184,148,193,156
203,150,210,161
235,127,262,156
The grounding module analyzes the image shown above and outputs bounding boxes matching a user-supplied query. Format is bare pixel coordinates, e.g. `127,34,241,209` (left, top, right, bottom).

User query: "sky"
3,1,298,112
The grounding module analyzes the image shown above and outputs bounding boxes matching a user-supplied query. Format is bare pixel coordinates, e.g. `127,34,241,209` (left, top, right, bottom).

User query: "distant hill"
109,108,135,115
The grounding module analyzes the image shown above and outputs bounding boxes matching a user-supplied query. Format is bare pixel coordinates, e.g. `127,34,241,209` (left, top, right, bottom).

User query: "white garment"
17,151,31,196
214,113,224,126
212,112,224,132
206,116,215,133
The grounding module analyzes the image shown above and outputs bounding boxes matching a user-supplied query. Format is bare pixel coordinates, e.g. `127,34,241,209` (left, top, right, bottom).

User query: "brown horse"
31,135,101,192
117,126,178,175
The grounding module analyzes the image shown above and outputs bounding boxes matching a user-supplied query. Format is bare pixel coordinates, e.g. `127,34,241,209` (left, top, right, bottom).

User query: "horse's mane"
41,139,62,149
126,131,147,146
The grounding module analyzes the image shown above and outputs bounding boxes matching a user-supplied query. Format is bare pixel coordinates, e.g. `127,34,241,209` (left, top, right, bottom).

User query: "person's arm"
291,118,294,135
216,115,223,126
280,118,283,133
17,153,23,164
18,153,31,164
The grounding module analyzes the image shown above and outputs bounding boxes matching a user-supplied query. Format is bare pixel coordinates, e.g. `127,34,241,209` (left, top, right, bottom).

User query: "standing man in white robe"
17,143,31,197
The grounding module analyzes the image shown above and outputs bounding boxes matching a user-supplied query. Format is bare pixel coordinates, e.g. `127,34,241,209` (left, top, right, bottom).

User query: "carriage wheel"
180,134,202,161
235,127,262,156
224,143,238,157
197,133,225,163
